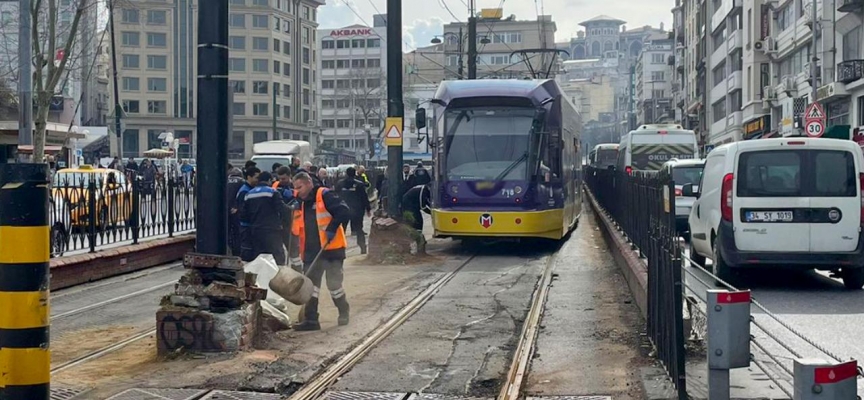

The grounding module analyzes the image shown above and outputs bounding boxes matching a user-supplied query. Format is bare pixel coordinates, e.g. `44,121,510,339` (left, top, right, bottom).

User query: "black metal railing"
585,167,686,399
49,173,196,257
837,59,864,83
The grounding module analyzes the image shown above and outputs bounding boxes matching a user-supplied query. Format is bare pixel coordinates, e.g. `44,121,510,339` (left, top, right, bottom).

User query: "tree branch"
47,0,88,91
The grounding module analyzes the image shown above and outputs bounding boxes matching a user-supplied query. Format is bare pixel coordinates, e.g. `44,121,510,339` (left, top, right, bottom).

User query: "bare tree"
0,78,18,120
337,68,387,160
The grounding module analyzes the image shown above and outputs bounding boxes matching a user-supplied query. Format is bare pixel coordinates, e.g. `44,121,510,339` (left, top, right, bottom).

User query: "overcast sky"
318,0,675,51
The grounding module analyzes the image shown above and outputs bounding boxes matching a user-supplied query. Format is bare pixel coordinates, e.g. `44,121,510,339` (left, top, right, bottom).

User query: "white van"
618,124,699,173
683,138,864,289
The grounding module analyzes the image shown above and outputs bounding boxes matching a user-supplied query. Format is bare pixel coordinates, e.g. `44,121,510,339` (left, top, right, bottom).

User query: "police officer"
236,167,260,261
401,182,431,232
291,172,352,331
242,171,291,265
336,167,371,254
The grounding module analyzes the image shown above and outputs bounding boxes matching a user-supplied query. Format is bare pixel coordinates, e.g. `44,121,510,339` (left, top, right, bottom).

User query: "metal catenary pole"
18,0,33,154
196,0,229,254
108,0,123,157
386,0,404,218
810,0,818,103
467,0,477,79
457,26,464,79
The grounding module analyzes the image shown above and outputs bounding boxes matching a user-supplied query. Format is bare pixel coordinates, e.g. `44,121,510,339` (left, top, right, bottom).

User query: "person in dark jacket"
291,172,352,330
401,183,432,232
236,167,260,261
413,162,431,186
274,166,302,269
336,167,371,254
241,171,290,265
227,164,246,256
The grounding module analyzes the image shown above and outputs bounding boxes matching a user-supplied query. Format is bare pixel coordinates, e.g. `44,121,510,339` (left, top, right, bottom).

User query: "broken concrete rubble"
156,252,267,355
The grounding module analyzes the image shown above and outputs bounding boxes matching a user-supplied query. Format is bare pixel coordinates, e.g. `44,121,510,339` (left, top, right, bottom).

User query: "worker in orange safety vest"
290,172,352,331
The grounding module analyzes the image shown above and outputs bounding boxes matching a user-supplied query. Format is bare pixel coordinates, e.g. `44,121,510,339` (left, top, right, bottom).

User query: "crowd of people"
226,157,431,331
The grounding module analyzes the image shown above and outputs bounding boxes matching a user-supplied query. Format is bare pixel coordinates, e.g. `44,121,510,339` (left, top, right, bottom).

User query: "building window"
147,10,167,25
252,37,270,51
303,89,309,105
283,84,290,97
303,109,310,123
303,48,310,64
843,26,860,61
352,59,366,68
233,102,245,115
253,59,268,72
367,78,381,88
283,43,291,55
652,89,665,98
322,40,335,49
230,58,246,72
283,105,291,118
229,13,245,28
253,0,268,5
147,78,167,92
828,101,850,127
303,27,310,44
336,60,349,69
322,60,335,69
253,103,268,116
367,38,381,48
712,99,726,122
336,39,349,49
283,65,291,76
322,100,335,108
273,60,280,74
322,80,334,89
232,80,246,93
650,71,665,81
230,131,245,159
253,81,268,94
252,14,268,28
122,100,140,113
230,36,246,49
730,49,743,71
368,59,381,68
253,131,268,143
122,9,139,23
712,61,727,84
122,77,139,91
730,89,742,112
148,100,167,114
122,54,139,68
122,32,139,46
712,24,726,51
147,33,167,47
777,4,795,31
273,39,280,52
352,39,365,48
230,0,244,4
303,68,309,84
651,53,665,64
122,129,139,158
858,96,864,126
322,119,335,128
147,55,167,70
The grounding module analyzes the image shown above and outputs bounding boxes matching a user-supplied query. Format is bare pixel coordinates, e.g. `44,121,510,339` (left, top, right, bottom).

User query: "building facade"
317,22,386,161
111,0,324,161
635,33,675,125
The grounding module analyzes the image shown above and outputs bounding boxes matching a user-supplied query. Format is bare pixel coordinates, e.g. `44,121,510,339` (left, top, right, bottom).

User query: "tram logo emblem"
479,213,493,228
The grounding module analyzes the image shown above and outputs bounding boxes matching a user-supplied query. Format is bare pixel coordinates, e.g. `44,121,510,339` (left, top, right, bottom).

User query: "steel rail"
51,328,156,374
498,252,557,400
53,281,176,320
287,255,478,400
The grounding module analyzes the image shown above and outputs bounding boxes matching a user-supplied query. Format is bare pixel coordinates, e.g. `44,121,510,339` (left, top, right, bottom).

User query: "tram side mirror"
415,108,427,130
682,183,699,198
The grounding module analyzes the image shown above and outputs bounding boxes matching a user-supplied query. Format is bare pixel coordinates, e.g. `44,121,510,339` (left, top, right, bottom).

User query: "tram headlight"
514,186,522,194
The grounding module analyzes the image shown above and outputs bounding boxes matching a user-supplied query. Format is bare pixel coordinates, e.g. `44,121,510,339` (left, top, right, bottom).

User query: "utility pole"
386,0,403,217
108,0,123,157
810,0,818,102
196,0,229,254
467,0,477,79
18,0,33,153
458,26,464,79
272,86,277,140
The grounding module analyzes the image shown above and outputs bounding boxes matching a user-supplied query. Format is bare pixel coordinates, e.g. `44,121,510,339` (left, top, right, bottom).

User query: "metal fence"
585,167,687,399
50,174,196,257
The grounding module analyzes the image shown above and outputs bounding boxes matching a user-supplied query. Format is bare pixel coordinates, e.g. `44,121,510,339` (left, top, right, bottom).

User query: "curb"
584,187,649,319
49,235,195,290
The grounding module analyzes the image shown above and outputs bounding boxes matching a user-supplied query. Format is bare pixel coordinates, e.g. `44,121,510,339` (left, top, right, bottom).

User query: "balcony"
838,0,864,13
837,60,864,84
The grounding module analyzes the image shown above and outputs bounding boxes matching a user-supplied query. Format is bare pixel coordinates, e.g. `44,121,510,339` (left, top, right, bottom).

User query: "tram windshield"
443,108,536,181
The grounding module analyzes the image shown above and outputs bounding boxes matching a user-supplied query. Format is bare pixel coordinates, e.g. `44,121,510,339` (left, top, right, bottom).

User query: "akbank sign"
330,28,374,37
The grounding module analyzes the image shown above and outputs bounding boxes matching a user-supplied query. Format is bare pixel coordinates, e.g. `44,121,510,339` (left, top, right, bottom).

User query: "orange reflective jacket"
292,187,347,259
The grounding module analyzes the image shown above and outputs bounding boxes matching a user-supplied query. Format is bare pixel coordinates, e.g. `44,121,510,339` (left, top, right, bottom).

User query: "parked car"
683,138,864,289
658,158,705,240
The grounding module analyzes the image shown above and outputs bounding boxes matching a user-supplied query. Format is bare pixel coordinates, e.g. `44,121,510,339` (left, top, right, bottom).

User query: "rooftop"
579,15,626,26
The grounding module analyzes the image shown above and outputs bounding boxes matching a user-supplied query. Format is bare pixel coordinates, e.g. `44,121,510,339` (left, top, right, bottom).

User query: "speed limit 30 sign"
805,119,824,137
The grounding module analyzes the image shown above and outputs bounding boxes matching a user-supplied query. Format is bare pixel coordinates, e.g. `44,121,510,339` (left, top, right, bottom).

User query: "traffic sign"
384,117,403,147
805,102,825,121
74,149,82,157
805,120,825,137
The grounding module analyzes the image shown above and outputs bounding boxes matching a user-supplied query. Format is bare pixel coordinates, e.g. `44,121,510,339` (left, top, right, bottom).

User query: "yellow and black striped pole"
0,163,51,399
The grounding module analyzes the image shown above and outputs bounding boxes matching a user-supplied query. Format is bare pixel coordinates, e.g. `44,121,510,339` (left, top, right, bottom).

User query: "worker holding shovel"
290,172,352,331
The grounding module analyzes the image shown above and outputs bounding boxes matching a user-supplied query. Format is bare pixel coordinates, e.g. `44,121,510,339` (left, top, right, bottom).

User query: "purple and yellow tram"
425,79,582,241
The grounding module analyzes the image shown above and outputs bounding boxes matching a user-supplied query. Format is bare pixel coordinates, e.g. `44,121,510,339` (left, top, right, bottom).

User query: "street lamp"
430,31,490,80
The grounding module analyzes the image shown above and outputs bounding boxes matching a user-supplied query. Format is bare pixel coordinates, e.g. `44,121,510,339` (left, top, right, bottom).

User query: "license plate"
745,211,794,222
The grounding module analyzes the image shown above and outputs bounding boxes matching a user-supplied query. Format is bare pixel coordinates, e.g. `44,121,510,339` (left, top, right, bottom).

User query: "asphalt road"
682,249,864,397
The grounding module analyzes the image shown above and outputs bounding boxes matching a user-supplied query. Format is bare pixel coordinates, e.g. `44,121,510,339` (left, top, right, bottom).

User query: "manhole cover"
201,391,282,400
51,385,89,400
527,397,613,400
106,388,210,400
324,392,409,400
406,394,491,400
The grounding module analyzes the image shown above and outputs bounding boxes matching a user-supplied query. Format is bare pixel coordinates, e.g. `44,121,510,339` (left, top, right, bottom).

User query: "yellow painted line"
0,347,50,386
0,226,49,264
0,291,49,329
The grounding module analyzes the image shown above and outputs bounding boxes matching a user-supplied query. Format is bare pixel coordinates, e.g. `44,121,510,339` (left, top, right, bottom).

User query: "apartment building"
704,0,744,145
442,9,557,80
317,19,386,160
635,33,675,125
111,0,323,161
672,0,710,149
